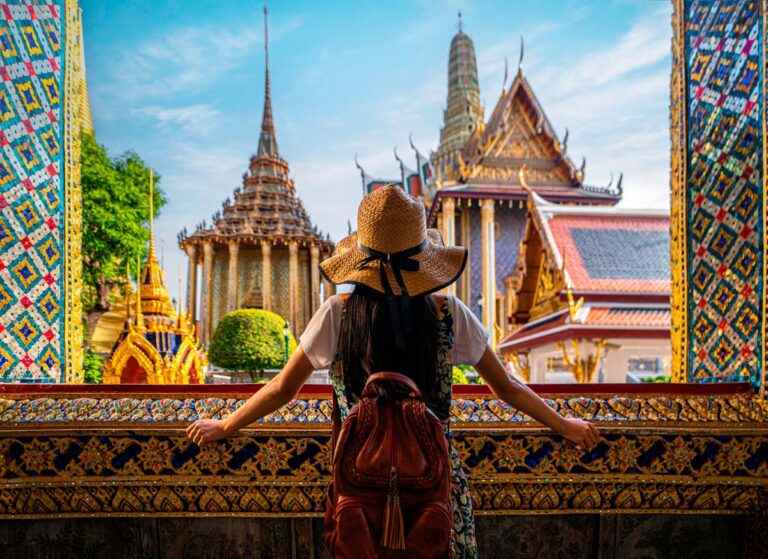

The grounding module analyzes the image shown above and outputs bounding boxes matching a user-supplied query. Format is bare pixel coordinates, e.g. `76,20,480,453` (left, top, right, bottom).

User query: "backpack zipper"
381,402,405,550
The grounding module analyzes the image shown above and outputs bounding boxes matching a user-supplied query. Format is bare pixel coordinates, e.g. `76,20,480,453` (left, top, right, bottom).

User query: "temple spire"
148,168,155,260
257,5,279,157
436,16,483,160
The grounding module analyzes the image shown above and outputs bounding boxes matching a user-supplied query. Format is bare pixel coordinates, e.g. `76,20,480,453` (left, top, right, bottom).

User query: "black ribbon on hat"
355,238,428,352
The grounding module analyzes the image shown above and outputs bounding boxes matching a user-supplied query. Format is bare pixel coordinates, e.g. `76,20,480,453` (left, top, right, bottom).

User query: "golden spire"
149,169,154,245
125,262,131,323
139,168,175,318
135,256,143,328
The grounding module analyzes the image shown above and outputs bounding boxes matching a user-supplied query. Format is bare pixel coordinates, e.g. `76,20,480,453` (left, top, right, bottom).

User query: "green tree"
208,309,297,372
83,348,104,383
80,133,166,345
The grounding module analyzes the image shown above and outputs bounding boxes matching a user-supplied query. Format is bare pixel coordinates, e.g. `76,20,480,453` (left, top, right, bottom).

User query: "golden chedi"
102,173,206,384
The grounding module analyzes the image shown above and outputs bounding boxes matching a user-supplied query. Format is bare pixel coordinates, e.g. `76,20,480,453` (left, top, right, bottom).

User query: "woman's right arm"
474,344,600,450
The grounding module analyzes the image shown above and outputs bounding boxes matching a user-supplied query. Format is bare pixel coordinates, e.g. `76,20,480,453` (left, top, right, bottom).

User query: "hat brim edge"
319,245,468,298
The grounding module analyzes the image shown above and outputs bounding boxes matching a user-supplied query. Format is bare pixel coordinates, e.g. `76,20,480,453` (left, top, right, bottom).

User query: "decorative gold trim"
63,0,84,382
1,428,765,518
762,0,767,399
670,0,688,383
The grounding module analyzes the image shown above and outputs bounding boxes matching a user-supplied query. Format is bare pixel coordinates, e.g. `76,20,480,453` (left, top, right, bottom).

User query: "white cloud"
540,7,671,97
100,14,304,101
134,104,222,134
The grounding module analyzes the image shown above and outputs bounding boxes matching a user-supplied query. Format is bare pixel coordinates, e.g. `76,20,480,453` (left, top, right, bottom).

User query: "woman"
187,185,599,558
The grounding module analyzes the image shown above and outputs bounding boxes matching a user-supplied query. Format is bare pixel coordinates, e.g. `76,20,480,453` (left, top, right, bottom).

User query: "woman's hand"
186,419,231,447
556,418,600,451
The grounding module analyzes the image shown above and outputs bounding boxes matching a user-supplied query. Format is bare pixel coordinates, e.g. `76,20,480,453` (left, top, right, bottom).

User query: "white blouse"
299,294,490,371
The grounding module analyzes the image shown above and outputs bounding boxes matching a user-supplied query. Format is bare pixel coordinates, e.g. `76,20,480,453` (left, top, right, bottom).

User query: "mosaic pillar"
261,241,272,311
227,242,238,313
185,245,197,322
0,0,84,382
288,242,299,333
671,0,765,393
481,199,496,332
201,242,214,344
310,244,320,315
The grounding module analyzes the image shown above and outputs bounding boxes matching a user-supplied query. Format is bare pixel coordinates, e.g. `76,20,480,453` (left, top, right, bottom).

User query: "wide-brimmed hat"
320,185,467,297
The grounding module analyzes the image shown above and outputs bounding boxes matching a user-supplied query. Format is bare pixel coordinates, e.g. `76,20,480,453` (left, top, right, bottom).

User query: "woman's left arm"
186,345,316,446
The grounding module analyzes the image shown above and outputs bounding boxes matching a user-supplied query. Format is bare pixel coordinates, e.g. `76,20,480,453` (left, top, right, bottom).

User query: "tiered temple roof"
177,11,332,253
433,69,623,206
499,188,670,354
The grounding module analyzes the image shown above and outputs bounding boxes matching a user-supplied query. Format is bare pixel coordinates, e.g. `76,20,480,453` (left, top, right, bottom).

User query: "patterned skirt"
450,445,477,558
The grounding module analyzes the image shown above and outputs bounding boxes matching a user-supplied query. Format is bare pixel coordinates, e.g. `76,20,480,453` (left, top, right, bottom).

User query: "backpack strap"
362,371,422,398
331,293,351,457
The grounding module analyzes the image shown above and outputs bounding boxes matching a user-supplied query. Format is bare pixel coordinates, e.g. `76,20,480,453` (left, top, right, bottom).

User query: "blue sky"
80,0,673,304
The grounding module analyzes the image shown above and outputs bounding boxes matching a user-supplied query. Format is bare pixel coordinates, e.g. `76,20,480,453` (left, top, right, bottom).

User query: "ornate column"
261,241,272,311
201,242,214,344
288,242,299,332
442,197,456,246
185,244,198,323
481,199,496,332
503,275,515,333
227,242,239,313
460,206,472,304
442,197,456,296
310,244,320,314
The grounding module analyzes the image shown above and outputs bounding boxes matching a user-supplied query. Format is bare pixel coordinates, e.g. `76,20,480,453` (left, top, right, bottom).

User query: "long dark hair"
338,285,441,410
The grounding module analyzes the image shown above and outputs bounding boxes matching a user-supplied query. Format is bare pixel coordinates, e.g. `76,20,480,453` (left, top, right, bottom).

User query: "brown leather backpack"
324,372,454,558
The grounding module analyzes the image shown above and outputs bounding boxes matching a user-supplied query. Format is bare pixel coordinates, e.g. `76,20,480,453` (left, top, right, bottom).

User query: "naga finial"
519,164,531,192
502,56,509,92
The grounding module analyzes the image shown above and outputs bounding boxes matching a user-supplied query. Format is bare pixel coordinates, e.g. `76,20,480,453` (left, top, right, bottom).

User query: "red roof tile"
584,307,670,328
499,305,670,352
546,214,670,294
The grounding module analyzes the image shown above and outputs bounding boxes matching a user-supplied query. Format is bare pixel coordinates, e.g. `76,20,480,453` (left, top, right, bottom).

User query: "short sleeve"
299,295,344,370
448,295,490,366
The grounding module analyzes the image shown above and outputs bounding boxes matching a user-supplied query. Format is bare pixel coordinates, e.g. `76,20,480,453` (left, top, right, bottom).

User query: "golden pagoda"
102,172,206,384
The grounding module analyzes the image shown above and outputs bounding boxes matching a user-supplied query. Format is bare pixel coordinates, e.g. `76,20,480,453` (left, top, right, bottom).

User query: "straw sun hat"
320,185,467,297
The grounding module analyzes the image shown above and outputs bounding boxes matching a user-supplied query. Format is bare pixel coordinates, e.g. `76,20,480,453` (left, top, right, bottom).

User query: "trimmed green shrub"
641,374,672,383
452,366,469,384
209,309,297,371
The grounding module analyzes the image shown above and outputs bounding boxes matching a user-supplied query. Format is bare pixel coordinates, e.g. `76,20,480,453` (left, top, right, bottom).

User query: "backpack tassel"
381,467,405,550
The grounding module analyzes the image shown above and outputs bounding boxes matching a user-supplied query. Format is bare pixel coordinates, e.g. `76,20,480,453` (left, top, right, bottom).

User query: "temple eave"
179,233,333,249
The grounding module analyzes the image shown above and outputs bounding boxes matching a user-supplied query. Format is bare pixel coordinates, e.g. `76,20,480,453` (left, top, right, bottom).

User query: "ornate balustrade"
1,382,766,520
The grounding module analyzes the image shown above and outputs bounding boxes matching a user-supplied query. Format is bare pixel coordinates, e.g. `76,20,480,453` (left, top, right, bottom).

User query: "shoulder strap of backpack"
330,293,350,456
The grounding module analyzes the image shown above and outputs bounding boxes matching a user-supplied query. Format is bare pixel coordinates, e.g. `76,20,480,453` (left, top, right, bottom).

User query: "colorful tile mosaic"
672,0,764,389
1,393,766,425
0,0,82,382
